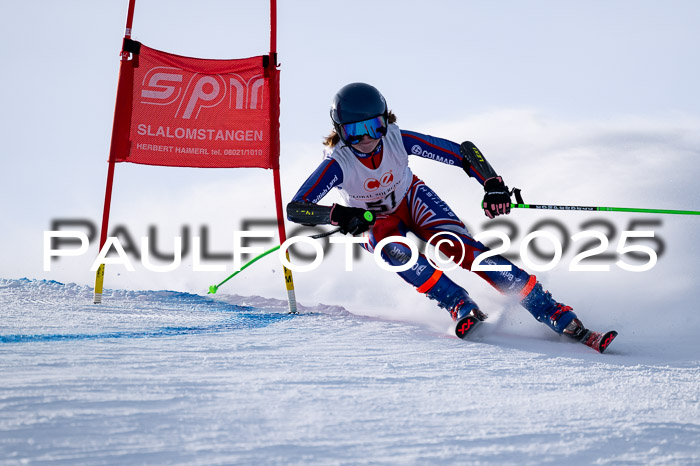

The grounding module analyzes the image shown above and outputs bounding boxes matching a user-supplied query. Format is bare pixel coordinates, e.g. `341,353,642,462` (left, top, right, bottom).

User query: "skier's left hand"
482,176,511,218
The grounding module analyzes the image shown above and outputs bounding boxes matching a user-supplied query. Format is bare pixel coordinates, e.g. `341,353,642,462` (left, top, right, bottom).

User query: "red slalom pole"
268,0,298,313
270,0,277,55
93,0,137,304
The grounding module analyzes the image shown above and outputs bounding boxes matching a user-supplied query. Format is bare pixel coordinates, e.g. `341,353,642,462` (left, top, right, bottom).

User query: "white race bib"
328,124,412,213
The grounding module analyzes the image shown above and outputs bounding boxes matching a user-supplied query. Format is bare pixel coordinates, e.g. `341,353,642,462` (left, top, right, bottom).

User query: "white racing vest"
328,124,413,214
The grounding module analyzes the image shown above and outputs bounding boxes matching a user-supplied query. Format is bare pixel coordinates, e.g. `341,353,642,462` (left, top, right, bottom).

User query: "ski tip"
455,315,479,339
598,330,618,353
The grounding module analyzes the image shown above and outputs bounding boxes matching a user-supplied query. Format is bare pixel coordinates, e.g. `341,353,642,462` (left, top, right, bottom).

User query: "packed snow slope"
0,278,698,465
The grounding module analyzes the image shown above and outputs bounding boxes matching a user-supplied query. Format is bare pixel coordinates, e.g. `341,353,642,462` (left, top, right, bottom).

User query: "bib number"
366,190,398,213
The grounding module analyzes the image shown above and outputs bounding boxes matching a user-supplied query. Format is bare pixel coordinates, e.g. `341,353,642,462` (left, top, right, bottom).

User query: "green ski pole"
208,227,342,295
510,203,699,216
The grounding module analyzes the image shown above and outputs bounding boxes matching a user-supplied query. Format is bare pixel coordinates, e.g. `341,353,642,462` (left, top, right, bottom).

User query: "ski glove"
482,176,512,218
330,204,375,235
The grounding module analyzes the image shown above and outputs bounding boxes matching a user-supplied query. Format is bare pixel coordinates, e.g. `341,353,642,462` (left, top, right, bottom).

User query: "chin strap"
348,139,383,158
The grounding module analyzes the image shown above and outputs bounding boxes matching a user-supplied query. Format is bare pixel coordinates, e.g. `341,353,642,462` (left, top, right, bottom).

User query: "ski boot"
422,272,487,339
521,283,577,333
521,282,617,353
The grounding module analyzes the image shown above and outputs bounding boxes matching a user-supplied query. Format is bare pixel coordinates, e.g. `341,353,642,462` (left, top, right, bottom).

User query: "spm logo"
140,67,265,120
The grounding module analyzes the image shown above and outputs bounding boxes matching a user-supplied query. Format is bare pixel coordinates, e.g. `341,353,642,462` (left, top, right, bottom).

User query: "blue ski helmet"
331,83,388,144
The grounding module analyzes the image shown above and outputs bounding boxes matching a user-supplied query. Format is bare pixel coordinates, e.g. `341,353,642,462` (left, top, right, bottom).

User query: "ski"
454,315,481,339
581,330,618,353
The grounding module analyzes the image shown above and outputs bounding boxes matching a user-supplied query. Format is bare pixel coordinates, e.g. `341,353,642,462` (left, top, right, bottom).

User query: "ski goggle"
339,115,388,145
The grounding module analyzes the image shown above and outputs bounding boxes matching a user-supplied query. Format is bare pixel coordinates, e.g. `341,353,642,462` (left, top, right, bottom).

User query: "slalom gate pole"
208,228,341,296
93,0,137,304
267,0,301,313
511,203,699,216
271,168,299,314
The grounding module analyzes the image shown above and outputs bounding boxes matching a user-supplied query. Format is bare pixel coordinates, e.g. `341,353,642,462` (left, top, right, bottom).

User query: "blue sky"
1,1,698,317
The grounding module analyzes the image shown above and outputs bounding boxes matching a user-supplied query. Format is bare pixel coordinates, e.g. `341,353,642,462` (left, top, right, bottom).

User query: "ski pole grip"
511,187,524,205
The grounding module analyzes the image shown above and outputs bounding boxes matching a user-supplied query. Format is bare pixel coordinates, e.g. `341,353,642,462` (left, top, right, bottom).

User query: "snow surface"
1,278,698,465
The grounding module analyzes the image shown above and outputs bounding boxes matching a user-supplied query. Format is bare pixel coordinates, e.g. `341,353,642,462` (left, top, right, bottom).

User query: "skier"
286,82,616,353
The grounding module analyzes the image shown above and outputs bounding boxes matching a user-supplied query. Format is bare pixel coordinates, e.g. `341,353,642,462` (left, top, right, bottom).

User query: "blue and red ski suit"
288,126,578,334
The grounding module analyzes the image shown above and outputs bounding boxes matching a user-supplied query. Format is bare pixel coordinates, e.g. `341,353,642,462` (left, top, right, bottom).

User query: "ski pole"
511,203,699,216
208,227,342,294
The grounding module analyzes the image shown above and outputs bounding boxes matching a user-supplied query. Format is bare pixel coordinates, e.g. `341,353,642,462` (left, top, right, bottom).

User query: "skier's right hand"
330,204,375,235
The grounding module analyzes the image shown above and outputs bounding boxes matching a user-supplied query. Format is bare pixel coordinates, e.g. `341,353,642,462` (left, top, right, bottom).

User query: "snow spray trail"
0,278,295,344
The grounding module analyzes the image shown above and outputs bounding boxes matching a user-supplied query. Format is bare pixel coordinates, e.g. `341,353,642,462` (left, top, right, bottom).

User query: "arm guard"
286,201,332,226
460,141,525,204
459,141,498,183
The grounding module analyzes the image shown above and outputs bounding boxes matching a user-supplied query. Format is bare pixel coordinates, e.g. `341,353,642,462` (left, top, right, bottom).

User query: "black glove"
482,176,512,218
330,204,375,235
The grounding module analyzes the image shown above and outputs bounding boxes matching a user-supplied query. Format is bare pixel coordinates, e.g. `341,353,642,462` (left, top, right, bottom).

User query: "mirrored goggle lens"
340,115,387,145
